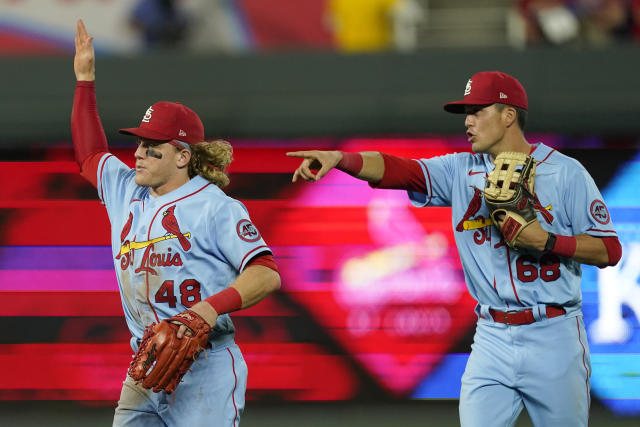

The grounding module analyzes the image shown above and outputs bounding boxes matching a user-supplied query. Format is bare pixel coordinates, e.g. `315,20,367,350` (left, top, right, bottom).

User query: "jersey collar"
529,142,555,165
482,142,552,170
146,175,212,205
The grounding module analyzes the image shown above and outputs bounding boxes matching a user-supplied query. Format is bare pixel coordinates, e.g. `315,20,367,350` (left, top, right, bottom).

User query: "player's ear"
502,106,517,128
176,148,192,168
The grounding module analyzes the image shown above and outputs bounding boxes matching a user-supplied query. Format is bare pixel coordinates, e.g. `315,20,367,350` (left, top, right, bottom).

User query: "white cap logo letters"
464,79,472,96
142,106,154,123
499,92,508,99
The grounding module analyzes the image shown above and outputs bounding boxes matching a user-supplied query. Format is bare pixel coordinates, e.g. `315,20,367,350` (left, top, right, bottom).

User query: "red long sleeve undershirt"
370,153,427,193
71,81,279,272
247,253,278,272
71,81,109,188
370,152,621,266
601,236,622,266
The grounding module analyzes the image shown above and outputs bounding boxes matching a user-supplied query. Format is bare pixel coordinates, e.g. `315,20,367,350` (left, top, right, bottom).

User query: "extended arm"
286,150,385,183
74,19,95,82
286,150,427,192
71,19,108,187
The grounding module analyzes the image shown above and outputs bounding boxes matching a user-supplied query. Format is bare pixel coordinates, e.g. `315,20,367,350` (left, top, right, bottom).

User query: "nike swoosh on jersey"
468,170,485,176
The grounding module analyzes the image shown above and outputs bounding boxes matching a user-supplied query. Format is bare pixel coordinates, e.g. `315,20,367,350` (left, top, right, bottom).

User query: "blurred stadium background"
1,0,639,425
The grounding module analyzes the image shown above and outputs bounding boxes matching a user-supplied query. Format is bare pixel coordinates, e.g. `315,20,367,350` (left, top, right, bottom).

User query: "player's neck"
150,175,191,198
489,133,530,161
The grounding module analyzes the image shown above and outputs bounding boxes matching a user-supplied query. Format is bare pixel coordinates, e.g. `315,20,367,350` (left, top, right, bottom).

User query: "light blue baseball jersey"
95,153,272,347
408,142,617,316
407,142,616,426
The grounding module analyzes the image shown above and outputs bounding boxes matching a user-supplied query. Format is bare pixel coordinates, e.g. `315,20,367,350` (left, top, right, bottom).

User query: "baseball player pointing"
288,71,622,426
72,20,280,426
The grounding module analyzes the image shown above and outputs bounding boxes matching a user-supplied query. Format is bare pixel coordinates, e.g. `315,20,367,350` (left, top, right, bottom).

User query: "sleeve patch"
590,200,610,224
236,219,261,242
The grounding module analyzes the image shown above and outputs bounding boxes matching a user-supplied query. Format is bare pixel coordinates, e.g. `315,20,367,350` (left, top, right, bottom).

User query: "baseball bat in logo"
236,219,260,242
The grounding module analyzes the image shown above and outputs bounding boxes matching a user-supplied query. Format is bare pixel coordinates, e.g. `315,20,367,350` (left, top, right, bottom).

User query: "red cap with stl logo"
119,101,205,144
443,71,528,114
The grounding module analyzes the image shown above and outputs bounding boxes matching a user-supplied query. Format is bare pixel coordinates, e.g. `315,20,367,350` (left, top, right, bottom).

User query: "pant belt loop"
532,303,546,322
479,305,492,320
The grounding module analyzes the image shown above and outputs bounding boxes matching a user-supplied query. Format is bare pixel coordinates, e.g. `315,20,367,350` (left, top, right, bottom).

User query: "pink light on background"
275,138,478,395
0,270,117,291
0,138,478,402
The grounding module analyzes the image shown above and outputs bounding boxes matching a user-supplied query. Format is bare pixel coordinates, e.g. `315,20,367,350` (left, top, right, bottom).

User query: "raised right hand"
74,19,95,81
286,150,342,182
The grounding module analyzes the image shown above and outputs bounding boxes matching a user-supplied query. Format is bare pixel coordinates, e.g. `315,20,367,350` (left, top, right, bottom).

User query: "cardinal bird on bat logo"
120,212,134,243
162,205,191,250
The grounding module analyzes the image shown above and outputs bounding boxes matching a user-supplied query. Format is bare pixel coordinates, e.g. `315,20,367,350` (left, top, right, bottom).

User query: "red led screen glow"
0,137,476,402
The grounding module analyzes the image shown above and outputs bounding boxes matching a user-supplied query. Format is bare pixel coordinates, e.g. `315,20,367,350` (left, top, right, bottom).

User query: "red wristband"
336,152,363,176
205,287,242,315
552,235,577,258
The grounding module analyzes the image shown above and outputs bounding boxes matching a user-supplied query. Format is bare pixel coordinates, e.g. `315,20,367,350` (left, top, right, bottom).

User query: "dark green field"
1,400,637,426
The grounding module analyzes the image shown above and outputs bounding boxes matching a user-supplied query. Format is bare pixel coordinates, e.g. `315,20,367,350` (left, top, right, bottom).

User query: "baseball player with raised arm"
72,20,280,426
288,71,622,426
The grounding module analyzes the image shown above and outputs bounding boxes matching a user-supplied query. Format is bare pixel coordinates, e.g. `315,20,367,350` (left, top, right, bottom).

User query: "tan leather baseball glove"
483,151,537,248
128,310,211,394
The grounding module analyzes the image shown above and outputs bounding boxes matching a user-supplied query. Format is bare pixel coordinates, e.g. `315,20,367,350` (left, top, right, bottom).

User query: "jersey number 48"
155,279,202,308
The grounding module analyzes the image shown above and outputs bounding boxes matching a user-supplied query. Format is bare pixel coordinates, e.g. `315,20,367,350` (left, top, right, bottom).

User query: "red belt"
489,306,566,325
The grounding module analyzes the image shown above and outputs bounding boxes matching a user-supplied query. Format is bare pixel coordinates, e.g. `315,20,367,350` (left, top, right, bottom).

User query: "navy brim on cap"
443,100,494,114
119,127,173,142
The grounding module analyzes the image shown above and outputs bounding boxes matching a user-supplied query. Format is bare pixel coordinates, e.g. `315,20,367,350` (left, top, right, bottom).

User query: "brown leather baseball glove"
483,151,537,248
128,310,211,394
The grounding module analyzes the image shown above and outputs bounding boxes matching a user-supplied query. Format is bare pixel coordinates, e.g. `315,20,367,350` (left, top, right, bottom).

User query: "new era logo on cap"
443,71,528,114
119,102,205,144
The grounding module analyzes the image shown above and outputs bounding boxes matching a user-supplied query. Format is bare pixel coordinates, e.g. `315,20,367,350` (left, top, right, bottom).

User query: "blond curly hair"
187,140,233,188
